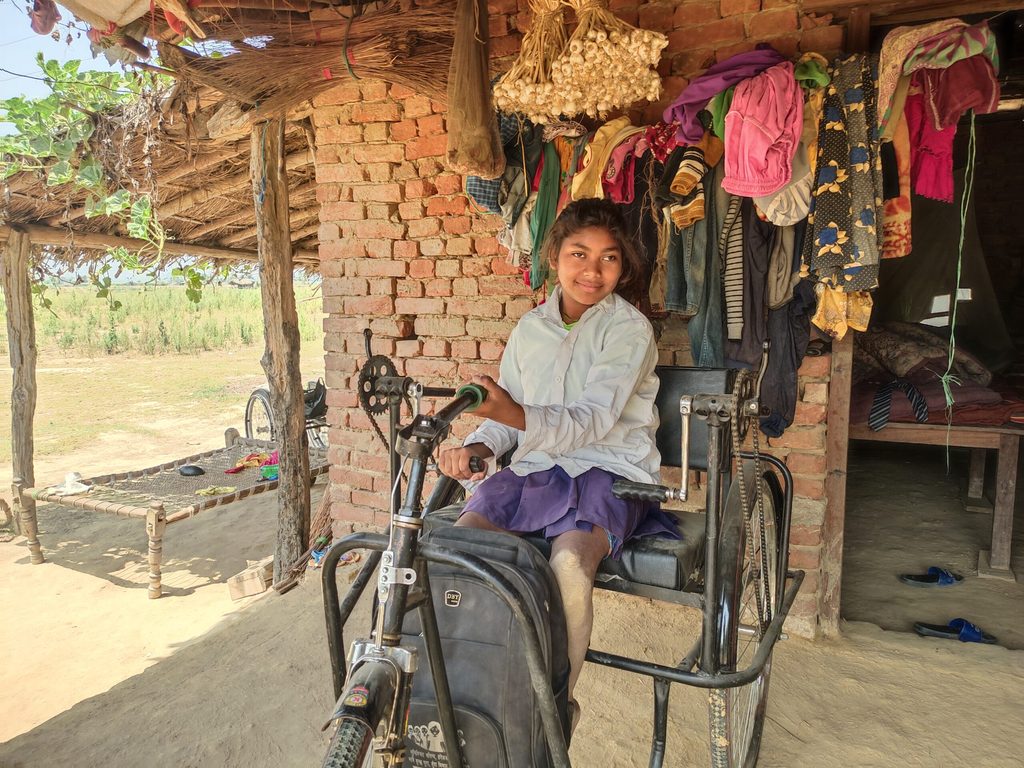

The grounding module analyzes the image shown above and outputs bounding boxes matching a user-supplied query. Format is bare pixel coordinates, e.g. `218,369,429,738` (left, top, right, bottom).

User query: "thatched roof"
1,78,321,270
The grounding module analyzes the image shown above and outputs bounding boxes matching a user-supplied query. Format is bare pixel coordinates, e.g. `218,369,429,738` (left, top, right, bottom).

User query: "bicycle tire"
708,465,782,768
321,718,374,768
307,421,328,450
244,387,276,442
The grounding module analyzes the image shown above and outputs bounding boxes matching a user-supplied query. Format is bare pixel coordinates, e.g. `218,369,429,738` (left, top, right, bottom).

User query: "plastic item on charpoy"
259,464,279,482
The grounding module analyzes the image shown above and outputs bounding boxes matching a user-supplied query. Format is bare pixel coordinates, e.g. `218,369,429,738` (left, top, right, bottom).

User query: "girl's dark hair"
541,198,645,302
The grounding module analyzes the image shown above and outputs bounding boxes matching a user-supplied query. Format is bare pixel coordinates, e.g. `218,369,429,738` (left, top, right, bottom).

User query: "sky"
0,0,120,133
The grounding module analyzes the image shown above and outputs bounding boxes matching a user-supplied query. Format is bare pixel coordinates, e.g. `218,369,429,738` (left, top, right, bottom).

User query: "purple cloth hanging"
663,46,786,143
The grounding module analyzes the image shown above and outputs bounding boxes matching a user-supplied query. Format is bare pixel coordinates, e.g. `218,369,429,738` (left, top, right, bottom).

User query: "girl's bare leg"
454,510,506,531
549,527,608,701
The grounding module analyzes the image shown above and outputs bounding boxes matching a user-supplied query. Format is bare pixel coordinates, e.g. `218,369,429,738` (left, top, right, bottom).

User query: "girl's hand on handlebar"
437,443,493,481
469,376,526,430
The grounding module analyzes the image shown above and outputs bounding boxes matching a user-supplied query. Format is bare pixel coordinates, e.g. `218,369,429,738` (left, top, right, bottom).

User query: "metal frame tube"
700,420,724,673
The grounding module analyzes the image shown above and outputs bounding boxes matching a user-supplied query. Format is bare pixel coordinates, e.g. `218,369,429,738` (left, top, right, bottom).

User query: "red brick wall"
315,0,846,638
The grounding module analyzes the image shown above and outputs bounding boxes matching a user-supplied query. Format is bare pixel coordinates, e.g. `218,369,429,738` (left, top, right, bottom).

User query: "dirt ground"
2,350,1023,766
3,457,1023,766
843,442,1024,649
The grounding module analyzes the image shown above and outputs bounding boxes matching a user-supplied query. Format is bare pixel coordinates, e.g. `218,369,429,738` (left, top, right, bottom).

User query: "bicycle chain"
357,355,398,449
729,369,771,638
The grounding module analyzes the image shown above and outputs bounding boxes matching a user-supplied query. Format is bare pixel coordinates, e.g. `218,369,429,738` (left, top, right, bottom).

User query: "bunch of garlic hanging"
492,0,568,124
548,0,667,119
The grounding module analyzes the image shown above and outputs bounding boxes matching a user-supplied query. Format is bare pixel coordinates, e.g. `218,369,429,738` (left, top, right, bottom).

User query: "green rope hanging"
939,111,977,469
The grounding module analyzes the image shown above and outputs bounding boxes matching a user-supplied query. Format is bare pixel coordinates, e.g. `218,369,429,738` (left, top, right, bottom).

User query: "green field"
0,283,325,356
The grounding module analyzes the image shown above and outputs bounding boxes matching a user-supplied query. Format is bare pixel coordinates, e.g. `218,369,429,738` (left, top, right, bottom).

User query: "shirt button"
556,376,563,383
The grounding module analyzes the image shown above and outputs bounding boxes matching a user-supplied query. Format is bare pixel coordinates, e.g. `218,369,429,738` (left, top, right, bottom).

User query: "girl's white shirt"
465,286,661,484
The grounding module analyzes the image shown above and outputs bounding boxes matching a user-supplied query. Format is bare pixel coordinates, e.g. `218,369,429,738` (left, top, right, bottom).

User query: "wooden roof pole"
1,229,45,564
159,149,313,221
43,146,245,227
251,118,310,582
0,223,318,265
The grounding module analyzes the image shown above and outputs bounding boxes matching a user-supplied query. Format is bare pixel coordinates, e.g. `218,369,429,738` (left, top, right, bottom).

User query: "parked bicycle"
244,378,328,450
319,330,804,768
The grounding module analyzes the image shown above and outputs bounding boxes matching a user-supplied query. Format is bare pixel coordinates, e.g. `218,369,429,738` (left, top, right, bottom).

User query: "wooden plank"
1,229,44,563
802,0,1021,22
251,119,311,583
989,433,1019,572
846,6,871,54
820,333,853,638
850,422,1005,449
0,223,317,266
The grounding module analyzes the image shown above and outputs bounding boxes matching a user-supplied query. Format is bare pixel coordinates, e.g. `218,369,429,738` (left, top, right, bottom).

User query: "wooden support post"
2,229,44,563
820,333,853,637
251,118,310,582
846,6,871,53
979,434,1019,580
964,448,992,513
146,503,167,598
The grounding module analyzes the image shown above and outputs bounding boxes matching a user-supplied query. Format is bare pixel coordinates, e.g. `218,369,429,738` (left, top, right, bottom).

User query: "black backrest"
654,366,735,471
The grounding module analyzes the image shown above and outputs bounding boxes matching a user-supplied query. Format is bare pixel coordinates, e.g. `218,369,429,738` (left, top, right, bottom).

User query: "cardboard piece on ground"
228,556,274,601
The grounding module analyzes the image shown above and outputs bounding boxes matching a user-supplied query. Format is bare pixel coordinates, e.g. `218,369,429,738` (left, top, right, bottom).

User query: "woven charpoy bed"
25,432,329,598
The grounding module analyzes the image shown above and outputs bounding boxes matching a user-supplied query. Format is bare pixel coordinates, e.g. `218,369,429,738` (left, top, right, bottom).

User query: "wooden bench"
849,422,1020,581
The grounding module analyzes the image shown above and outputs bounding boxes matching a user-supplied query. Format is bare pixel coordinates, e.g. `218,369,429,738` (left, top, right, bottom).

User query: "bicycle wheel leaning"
708,462,783,768
244,387,276,442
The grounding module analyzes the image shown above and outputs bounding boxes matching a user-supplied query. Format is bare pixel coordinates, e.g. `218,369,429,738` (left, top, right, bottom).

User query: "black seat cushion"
426,505,706,591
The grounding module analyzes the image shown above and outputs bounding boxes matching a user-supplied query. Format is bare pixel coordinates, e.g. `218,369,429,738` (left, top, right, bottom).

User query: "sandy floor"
843,443,1024,649
3,472,1023,767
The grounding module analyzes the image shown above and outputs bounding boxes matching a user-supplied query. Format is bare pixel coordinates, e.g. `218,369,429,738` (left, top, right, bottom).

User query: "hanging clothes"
917,55,1000,130
811,285,872,339
663,47,786,143
759,279,816,438
881,110,912,258
753,140,812,227
571,117,638,200
529,143,561,290
722,61,803,198
724,199,774,368
877,18,965,139
707,85,736,140
802,54,882,294
904,85,956,203
901,20,1000,80
720,195,744,340
683,163,728,367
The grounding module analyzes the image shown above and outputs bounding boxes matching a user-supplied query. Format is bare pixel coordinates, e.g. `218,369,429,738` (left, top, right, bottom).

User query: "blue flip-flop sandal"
913,618,997,644
899,566,963,587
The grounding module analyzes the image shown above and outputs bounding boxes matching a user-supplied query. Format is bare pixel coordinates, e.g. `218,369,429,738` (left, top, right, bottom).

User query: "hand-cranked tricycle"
319,329,804,768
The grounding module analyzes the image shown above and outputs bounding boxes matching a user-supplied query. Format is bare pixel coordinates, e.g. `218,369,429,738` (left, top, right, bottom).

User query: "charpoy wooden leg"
964,448,991,513
979,434,1018,580
13,478,44,564
146,503,167,599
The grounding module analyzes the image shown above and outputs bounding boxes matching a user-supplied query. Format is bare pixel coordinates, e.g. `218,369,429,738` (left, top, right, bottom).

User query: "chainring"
732,368,756,442
357,355,398,416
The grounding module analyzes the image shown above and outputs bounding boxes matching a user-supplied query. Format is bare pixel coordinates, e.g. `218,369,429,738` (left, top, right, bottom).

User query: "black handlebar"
612,480,672,503
432,383,487,427
468,456,486,474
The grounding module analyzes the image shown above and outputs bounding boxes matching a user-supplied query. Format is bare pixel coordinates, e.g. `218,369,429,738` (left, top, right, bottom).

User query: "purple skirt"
461,466,680,559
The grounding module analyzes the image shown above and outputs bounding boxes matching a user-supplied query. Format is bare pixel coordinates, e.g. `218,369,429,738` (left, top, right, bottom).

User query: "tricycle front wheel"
708,465,783,768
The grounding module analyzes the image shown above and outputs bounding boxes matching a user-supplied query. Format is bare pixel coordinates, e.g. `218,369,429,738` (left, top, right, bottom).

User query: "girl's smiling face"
552,225,623,321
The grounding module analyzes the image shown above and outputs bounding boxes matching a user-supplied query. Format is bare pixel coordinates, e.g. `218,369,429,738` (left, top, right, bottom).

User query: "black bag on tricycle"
400,525,571,768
